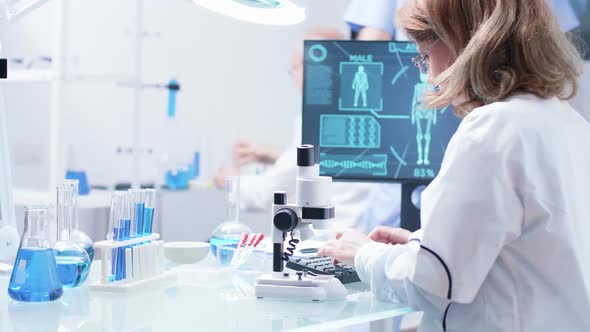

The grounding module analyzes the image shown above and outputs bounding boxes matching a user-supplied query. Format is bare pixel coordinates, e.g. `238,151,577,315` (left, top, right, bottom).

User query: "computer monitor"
301,40,461,230
574,0,590,60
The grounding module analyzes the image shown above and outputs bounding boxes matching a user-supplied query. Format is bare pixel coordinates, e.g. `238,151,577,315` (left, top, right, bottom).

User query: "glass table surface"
0,255,412,332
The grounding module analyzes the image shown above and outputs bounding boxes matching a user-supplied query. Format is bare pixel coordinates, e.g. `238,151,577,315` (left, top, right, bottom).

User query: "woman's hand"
368,226,411,245
233,141,279,166
318,230,370,266
317,227,412,266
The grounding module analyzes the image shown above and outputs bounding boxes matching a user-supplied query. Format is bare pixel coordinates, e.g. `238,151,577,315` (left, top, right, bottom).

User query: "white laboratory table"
0,253,413,332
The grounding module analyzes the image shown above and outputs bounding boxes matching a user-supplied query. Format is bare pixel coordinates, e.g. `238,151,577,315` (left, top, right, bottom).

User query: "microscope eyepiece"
297,145,315,167
273,191,287,205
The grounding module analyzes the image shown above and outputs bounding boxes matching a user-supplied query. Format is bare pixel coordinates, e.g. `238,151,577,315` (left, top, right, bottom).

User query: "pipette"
230,233,251,268
232,233,264,271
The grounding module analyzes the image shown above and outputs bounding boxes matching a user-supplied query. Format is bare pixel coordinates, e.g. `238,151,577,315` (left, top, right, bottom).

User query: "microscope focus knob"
273,209,298,232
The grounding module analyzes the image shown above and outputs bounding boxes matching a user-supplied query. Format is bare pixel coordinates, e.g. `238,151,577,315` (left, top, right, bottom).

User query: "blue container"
193,151,200,179
8,248,63,302
65,170,90,195
54,251,91,288
167,79,179,118
8,206,63,302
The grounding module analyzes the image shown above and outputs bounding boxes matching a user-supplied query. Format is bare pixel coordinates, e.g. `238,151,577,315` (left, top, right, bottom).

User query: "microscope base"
255,273,347,301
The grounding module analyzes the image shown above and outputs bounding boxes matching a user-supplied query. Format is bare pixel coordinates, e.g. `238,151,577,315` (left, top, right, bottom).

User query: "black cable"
282,232,300,261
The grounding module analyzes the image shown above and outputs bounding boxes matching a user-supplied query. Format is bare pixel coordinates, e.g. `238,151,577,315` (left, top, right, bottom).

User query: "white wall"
3,0,588,191
2,0,349,190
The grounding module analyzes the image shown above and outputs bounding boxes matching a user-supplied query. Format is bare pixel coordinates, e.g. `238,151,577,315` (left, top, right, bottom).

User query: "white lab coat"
355,94,590,331
239,115,378,231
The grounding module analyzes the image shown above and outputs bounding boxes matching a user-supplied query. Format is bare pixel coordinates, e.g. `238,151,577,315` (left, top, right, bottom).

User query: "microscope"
255,145,348,301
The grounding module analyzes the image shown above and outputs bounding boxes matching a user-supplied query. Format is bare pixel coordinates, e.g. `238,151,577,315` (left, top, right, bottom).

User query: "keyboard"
286,256,361,284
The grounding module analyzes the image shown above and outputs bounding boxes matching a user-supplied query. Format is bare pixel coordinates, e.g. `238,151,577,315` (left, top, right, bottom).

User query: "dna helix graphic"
321,160,386,169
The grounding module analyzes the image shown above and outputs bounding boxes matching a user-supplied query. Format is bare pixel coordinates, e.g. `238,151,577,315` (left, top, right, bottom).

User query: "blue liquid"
134,203,145,235
217,246,235,266
55,251,91,288
143,207,154,235
65,170,90,195
121,218,131,239
111,247,124,281
209,237,238,257
117,248,125,280
83,245,95,263
111,249,117,279
8,248,63,302
168,79,178,117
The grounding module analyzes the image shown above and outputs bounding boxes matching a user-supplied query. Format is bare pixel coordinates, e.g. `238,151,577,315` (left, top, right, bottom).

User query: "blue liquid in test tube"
143,207,154,235
121,218,131,239
135,203,144,237
143,189,156,236
111,227,120,280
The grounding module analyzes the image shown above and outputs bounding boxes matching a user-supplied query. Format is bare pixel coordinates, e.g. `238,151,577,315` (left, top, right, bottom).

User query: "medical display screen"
302,41,461,182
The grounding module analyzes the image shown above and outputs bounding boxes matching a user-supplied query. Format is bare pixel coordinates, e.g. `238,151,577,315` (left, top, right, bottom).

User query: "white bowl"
164,241,210,265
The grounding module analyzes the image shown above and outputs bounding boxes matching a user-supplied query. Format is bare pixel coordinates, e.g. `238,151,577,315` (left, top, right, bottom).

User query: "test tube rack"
89,233,177,293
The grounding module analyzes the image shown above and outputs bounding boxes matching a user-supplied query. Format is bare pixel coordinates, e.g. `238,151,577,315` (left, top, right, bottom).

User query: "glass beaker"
64,179,95,263
8,205,63,302
54,185,91,288
210,176,252,257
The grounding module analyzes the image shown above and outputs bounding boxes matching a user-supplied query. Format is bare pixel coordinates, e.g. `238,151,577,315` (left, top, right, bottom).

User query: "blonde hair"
398,0,585,116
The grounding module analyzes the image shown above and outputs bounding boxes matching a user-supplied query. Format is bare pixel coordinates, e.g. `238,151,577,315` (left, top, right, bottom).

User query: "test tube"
125,248,133,282
120,193,131,240
129,189,146,237
105,193,119,283
143,189,156,235
108,192,127,240
108,191,127,281
119,193,132,280
226,176,240,222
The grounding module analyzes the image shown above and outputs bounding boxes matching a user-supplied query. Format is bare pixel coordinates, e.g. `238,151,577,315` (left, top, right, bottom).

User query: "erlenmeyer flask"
64,179,95,263
54,184,91,288
8,205,63,302
210,176,252,259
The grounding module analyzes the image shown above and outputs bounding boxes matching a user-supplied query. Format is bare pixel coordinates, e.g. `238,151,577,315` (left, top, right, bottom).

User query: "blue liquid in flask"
8,248,63,302
70,229,96,265
55,251,91,288
83,245,95,263
209,237,238,258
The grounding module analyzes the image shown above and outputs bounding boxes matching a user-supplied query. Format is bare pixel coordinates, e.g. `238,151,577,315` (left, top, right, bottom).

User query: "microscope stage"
255,273,347,301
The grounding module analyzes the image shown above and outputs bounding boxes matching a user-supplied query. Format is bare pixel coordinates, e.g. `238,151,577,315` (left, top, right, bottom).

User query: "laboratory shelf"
13,188,111,209
3,69,55,83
